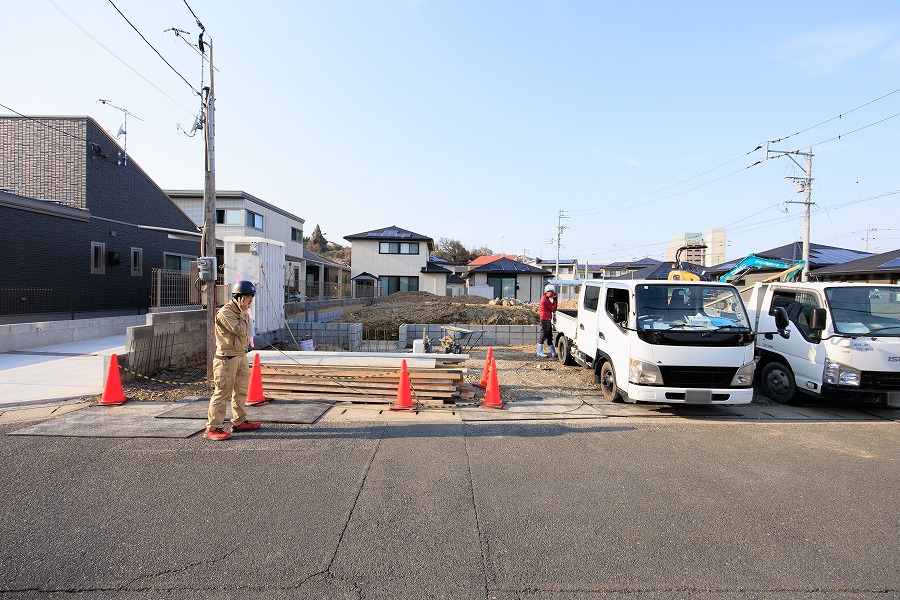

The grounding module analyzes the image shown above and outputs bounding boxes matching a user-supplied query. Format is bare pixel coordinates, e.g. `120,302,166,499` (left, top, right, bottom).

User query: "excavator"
718,254,805,285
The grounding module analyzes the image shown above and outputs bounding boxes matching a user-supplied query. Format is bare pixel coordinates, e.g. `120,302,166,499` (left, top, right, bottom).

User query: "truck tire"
760,360,797,404
557,336,576,366
596,361,622,403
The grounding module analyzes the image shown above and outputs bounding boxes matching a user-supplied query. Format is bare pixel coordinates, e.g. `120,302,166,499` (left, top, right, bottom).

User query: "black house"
0,116,201,316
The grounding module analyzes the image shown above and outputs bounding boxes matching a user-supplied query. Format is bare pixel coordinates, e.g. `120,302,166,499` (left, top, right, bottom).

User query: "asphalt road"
1,401,898,599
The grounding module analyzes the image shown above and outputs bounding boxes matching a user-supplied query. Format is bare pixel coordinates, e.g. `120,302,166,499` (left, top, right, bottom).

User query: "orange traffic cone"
246,354,269,407
480,356,505,409
391,359,415,412
98,354,128,406
474,347,494,389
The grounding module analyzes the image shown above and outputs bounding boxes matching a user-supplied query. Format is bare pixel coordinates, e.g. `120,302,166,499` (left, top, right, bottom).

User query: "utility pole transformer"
765,145,813,281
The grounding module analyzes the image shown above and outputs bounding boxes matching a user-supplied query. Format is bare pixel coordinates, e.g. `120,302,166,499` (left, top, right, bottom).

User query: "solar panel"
879,256,900,269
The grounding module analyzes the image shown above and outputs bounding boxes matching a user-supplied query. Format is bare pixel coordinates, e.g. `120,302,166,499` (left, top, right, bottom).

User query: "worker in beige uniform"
204,280,262,441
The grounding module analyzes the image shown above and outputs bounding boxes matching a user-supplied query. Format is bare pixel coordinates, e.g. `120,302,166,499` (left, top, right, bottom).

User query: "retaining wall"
124,310,206,377
0,314,146,353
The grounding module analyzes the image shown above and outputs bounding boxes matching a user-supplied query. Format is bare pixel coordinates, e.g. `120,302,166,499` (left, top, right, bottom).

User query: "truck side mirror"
809,308,826,332
613,301,627,324
772,306,791,339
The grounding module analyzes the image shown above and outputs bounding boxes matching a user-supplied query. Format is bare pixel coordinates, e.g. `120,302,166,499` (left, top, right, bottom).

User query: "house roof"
303,247,349,269
344,225,434,250
469,254,517,266
809,247,900,276
536,258,578,265
464,257,552,277
421,261,453,274
709,242,872,273
351,271,379,281
447,274,466,285
610,261,709,281
605,257,662,269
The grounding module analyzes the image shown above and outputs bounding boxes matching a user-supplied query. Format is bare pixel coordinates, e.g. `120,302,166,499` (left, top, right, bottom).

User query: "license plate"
685,390,712,403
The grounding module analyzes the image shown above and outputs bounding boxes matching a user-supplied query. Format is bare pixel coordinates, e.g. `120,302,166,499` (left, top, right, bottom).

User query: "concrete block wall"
124,310,206,377
0,315,146,353
283,321,363,351
399,324,541,349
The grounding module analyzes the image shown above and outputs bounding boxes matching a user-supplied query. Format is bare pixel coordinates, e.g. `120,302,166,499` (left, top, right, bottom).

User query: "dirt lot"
118,345,598,404
333,291,540,337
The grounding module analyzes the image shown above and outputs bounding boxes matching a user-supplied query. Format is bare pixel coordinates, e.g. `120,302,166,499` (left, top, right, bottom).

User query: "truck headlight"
823,359,861,387
730,361,756,387
629,358,663,385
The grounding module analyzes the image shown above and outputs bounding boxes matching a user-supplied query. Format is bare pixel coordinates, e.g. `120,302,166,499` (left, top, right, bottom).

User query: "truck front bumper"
627,385,754,405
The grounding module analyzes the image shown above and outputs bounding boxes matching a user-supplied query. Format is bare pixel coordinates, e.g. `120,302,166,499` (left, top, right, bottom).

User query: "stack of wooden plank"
252,351,472,405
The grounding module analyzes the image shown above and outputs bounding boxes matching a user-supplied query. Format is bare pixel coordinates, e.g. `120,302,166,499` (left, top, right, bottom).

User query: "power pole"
863,225,877,252
201,34,217,385
765,145,813,281
555,210,567,281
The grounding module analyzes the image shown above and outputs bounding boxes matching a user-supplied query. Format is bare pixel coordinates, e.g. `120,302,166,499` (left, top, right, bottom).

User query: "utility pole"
555,210,567,281
765,145,813,281
863,225,877,252
201,32,217,386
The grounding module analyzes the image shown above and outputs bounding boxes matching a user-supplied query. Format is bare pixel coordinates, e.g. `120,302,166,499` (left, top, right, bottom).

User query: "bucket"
299,338,314,352
412,339,425,354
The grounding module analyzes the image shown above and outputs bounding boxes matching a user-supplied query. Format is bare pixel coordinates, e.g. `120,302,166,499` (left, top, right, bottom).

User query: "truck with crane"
553,279,788,405
748,281,900,406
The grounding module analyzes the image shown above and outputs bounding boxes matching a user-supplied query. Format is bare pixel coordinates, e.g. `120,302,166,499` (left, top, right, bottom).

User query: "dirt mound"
334,291,539,336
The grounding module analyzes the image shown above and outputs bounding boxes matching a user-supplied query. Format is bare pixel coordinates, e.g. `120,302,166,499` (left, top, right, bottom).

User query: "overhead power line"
45,0,195,116
0,102,87,141
106,0,200,96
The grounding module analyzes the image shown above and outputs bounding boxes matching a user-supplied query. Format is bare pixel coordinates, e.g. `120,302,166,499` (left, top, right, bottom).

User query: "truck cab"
749,282,900,406
554,280,757,405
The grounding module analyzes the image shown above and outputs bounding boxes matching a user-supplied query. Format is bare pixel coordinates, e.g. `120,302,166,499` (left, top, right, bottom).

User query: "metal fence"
152,268,201,310
0,287,149,324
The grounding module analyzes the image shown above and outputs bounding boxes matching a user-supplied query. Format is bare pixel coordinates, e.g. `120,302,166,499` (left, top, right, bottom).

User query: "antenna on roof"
97,99,144,167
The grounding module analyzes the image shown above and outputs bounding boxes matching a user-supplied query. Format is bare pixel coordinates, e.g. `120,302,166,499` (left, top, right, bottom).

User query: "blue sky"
5,1,900,264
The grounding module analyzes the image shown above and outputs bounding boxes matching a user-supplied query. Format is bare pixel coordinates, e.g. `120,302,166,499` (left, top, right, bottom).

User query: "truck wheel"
557,336,576,366
760,361,797,404
596,361,622,403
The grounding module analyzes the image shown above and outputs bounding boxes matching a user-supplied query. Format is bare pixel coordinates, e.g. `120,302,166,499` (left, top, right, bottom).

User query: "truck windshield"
635,284,751,332
825,286,900,335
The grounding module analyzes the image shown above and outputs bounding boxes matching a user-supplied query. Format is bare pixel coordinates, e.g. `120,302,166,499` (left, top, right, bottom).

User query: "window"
215,209,242,225
605,286,630,330
91,242,105,274
771,290,820,341
379,242,419,255
291,227,303,242
380,276,419,295
131,247,143,276
164,253,193,272
583,285,601,312
246,210,263,229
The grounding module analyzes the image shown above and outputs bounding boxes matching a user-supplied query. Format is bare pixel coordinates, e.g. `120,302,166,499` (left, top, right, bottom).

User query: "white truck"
748,282,900,406
553,279,777,405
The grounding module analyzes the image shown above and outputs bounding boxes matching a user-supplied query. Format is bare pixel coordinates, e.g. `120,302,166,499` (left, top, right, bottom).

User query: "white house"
344,225,450,296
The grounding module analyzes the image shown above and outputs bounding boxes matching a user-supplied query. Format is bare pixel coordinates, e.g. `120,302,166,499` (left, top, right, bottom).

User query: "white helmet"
544,284,556,293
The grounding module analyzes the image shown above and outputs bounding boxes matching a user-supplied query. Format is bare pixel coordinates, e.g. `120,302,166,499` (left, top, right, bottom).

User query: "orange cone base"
473,382,486,390
389,406,417,413
247,399,270,407
98,397,129,406
479,401,506,410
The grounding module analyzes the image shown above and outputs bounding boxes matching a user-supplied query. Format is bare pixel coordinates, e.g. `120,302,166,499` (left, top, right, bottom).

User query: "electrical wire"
106,0,200,96
45,0,195,117
0,102,88,141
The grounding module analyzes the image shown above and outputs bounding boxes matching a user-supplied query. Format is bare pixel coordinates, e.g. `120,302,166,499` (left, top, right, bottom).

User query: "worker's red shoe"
233,421,261,431
204,428,232,441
